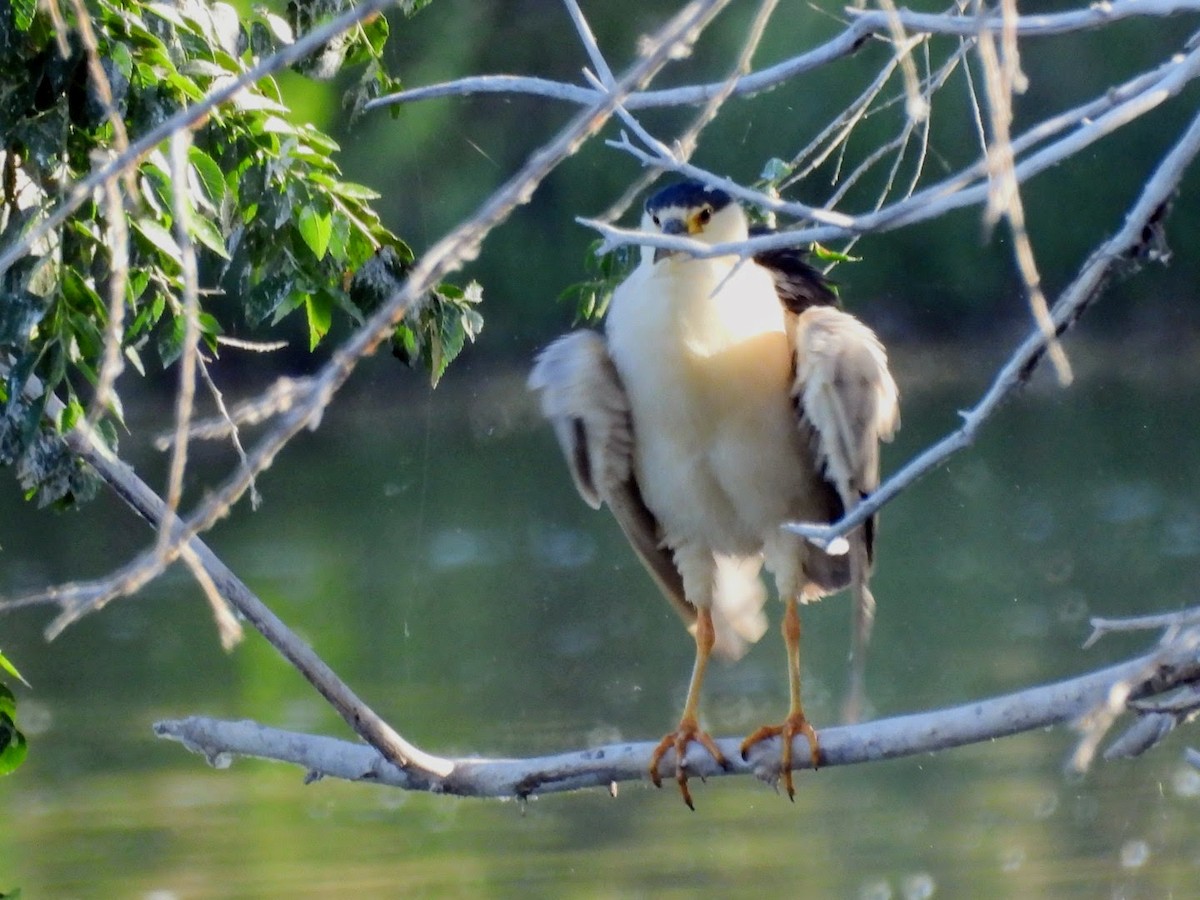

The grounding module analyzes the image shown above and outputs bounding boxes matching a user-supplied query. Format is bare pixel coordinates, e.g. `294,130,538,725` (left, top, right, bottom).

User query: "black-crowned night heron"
529,180,899,807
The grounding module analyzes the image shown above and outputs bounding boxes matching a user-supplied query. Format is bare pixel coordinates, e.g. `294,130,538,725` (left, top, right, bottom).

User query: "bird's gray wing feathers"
528,331,696,629
791,305,899,721
792,306,899,501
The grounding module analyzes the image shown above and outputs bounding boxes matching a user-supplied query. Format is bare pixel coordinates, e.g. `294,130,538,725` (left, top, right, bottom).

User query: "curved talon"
740,712,820,800
648,715,728,810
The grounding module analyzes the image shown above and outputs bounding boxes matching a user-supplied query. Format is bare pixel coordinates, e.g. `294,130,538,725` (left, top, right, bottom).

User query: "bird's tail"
841,533,876,723
705,554,769,660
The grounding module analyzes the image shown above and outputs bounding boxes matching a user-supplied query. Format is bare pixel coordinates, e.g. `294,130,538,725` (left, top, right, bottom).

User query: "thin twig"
596,0,780,224
367,0,1200,113
586,43,1200,259
975,0,1071,385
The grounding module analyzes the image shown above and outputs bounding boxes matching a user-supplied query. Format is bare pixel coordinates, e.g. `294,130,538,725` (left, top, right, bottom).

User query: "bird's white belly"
607,261,810,553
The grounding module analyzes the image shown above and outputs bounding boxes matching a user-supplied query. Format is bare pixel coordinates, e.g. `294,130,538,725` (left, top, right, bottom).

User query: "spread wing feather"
528,331,695,628
791,305,900,721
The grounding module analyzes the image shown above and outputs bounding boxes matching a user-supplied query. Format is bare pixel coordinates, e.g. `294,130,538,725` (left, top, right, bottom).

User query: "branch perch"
154,639,1200,800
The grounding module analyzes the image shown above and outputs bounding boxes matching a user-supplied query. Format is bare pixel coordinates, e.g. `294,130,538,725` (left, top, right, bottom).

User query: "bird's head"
640,180,747,265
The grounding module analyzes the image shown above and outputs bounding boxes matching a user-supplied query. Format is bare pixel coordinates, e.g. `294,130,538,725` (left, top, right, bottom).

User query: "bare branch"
587,41,1200,260
153,636,1200,799
1087,609,1200,648
367,0,1200,112
974,0,1071,385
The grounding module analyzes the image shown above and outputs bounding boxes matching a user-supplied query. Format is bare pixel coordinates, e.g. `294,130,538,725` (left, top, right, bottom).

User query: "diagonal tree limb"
153,634,1200,800
1,0,736,782
56,410,457,781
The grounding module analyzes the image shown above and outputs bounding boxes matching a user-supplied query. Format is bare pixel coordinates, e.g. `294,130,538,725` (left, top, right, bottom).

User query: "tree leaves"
0,689,27,776
297,205,333,260
559,239,634,323
348,246,483,386
0,652,28,777
1,0,476,506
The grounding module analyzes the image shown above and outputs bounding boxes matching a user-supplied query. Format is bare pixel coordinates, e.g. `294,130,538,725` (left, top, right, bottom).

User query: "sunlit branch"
153,632,1200,800
594,0,778,225
974,0,1071,386
586,41,1200,261
366,0,1200,113
1086,609,1200,647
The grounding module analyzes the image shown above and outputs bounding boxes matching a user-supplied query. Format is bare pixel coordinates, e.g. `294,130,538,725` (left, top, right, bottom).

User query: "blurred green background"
4,0,1200,895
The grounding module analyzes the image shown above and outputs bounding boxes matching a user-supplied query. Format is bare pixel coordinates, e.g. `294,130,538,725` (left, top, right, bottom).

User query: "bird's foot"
739,711,820,800
648,714,729,810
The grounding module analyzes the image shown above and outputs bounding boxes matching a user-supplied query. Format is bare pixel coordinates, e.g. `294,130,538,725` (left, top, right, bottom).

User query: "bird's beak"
653,218,688,263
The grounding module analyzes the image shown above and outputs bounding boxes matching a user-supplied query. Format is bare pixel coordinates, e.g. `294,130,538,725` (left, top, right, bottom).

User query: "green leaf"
133,218,182,264
188,147,226,206
0,651,28,689
12,0,35,31
809,242,860,264
759,157,793,183
189,215,231,260
297,206,332,260
0,685,14,718
0,713,28,776
305,292,334,350
327,180,380,202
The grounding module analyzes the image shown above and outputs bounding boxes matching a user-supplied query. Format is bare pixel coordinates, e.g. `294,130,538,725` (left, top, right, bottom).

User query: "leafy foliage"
560,239,634,324
0,0,473,507
349,245,482,386
0,649,28,776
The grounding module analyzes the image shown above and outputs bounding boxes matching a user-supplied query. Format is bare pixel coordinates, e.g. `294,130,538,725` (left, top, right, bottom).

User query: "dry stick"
1087,610,1200,647
785,106,1200,548
593,0,781,225
152,640,1200,799
585,43,1200,264
6,0,735,783
975,0,1072,386
60,418,458,782
366,0,1200,112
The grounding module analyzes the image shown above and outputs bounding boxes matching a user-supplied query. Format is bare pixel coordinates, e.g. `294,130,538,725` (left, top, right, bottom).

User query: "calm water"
2,338,1199,897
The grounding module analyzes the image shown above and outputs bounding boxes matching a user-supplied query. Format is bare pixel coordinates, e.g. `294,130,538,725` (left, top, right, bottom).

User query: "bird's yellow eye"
697,207,712,226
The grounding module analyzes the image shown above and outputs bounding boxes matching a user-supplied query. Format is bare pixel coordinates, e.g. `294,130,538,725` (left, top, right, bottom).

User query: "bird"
528,179,899,807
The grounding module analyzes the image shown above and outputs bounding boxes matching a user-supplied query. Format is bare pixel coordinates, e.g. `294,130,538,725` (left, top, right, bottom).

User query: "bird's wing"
790,305,900,721
791,305,899,505
528,331,696,629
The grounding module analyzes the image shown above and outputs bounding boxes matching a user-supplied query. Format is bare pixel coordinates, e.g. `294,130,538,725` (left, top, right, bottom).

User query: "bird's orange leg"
740,596,820,800
649,607,728,809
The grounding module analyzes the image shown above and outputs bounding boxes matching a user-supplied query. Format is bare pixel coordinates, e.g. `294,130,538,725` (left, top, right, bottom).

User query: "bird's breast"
605,259,811,548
